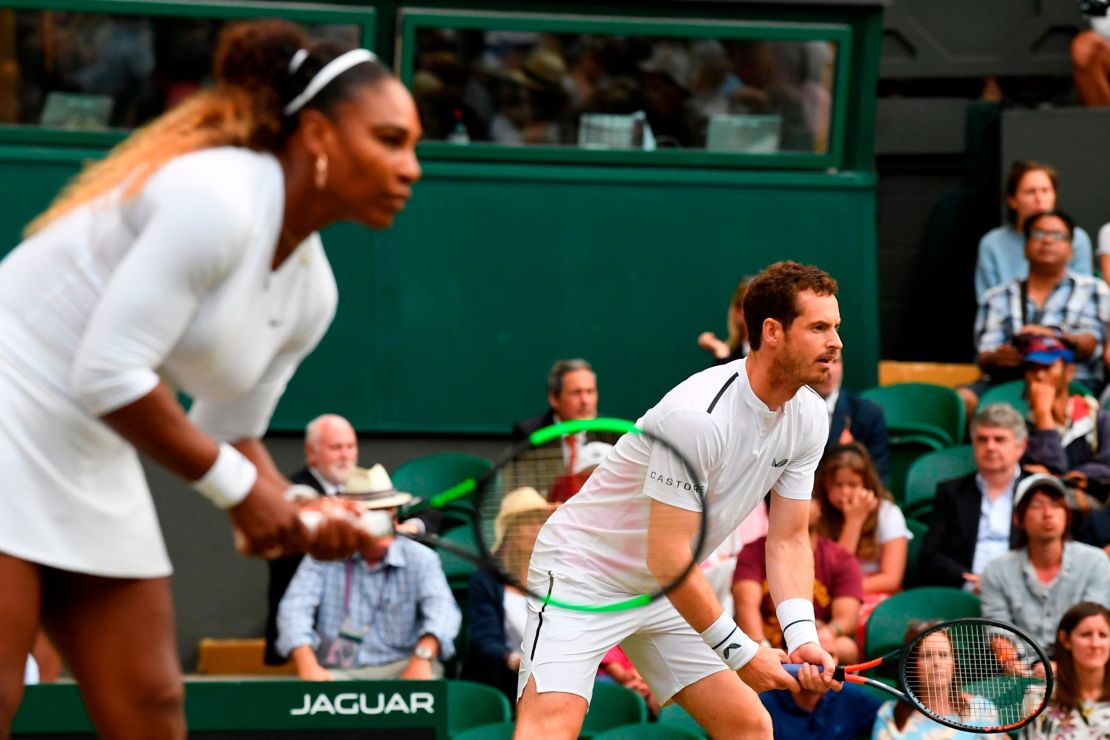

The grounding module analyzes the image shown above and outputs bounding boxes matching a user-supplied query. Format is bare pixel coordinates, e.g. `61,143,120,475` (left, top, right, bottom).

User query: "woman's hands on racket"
231,482,362,560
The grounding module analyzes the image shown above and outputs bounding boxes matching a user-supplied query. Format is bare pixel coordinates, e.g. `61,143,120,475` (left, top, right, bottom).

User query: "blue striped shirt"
276,537,461,666
975,272,1110,384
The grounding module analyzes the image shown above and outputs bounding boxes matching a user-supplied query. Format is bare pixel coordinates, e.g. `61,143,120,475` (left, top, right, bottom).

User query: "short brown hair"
743,261,837,351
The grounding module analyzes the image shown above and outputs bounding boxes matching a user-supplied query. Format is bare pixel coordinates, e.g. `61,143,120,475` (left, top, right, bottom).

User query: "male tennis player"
516,261,843,739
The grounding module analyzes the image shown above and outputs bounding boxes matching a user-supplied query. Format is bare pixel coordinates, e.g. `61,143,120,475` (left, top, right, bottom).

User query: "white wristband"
776,598,819,655
700,612,759,670
193,443,256,509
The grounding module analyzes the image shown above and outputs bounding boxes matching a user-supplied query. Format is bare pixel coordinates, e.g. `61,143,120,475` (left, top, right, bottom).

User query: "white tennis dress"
0,147,337,578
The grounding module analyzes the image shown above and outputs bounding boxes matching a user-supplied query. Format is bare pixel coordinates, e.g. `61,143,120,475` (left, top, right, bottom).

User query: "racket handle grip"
783,663,817,677
783,663,846,682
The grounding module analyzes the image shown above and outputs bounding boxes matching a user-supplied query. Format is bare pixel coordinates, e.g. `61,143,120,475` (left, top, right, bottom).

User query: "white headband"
283,48,377,116
288,49,309,75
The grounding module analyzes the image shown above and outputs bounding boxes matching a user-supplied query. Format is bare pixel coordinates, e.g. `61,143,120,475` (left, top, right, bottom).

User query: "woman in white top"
0,19,421,738
814,443,911,596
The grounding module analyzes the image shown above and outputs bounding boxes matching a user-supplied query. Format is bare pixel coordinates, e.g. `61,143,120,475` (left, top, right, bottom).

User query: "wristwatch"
413,645,435,661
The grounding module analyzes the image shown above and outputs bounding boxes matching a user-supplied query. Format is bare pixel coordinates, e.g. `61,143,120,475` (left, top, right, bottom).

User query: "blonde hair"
25,88,266,236
25,18,390,237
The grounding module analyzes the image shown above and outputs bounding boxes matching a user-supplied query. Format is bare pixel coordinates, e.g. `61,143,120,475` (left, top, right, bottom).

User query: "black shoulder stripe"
707,372,739,414
800,384,822,399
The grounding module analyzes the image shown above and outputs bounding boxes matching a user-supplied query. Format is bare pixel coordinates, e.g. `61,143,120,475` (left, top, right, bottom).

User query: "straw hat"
509,48,568,90
341,464,413,510
493,487,552,551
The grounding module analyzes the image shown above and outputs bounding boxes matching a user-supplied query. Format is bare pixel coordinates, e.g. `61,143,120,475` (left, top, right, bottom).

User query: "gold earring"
314,154,328,190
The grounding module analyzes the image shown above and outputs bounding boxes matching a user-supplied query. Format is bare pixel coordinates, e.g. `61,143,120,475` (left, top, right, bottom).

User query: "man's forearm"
648,540,724,632
292,645,323,674
766,532,814,609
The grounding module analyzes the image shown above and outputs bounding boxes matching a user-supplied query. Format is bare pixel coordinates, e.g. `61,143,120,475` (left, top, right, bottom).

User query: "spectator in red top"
733,498,862,663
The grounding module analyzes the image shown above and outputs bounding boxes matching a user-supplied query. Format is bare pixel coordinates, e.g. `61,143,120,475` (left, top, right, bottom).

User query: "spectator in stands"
463,487,553,700
961,209,1110,414
760,621,881,739
809,354,891,485
639,43,696,147
702,504,770,617
511,358,616,498
734,498,862,663
814,444,910,601
1019,601,1110,738
697,277,750,364
513,358,598,438
1071,15,1110,108
492,48,570,146
919,404,1029,592
1021,335,1110,483
980,474,1110,655
873,620,1006,739
1077,506,1110,556
264,413,358,665
548,440,612,504
276,465,460,680
974,161,1095,304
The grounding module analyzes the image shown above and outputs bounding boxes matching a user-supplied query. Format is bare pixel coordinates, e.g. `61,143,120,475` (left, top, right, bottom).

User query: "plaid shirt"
276,537,461,666
975,272,1110,384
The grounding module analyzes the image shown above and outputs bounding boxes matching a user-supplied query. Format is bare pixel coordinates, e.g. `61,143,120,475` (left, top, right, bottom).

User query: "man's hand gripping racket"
784,618,1052,734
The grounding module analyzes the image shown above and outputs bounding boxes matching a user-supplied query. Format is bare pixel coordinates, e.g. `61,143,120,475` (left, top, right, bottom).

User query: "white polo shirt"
530,357,828,596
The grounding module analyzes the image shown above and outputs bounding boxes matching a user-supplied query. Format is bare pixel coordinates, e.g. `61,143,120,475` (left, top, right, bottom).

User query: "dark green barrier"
13,680,447,739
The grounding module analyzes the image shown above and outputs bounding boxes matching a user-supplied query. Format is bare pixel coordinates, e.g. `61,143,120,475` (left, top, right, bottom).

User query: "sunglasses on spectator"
1030,229,1070,242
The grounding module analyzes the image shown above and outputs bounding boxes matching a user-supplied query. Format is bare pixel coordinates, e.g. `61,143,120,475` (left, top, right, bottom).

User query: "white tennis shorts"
516,571,728,706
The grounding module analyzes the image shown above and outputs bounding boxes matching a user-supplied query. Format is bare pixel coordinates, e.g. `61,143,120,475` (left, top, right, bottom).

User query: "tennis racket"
398,416,710,613
785,618,1052,734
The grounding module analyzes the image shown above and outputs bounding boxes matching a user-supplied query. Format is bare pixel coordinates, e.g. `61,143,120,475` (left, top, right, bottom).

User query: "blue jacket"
829,390,891,485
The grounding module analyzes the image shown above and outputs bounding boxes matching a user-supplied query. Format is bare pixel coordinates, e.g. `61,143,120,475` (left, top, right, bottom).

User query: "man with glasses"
960,209,1110,412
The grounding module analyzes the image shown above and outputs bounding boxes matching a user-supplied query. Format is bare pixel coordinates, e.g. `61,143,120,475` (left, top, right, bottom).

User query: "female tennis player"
0,19,420,738
516,262,844,739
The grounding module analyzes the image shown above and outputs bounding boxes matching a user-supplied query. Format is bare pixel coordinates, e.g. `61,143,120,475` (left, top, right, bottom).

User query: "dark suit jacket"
918,471,1027,589
264,467,325,666
511,410,556,440
829,391,891,485
460,569,516,701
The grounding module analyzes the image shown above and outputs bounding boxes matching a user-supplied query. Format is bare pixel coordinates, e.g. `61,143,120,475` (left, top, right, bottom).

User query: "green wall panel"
269,164,879,432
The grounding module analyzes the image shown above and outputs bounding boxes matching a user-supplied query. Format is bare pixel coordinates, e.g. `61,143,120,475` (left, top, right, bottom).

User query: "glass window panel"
412,28,837,153
0,9,361,131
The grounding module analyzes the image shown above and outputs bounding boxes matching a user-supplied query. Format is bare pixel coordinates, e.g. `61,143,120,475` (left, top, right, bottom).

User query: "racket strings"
902,622,1048,731
480,445,572,576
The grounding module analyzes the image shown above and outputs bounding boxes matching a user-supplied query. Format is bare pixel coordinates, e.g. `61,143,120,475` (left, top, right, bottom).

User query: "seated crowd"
256,336,1110,738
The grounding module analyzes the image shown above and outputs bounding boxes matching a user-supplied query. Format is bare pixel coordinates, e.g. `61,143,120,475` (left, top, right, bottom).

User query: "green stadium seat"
452,720,516,740
580,683,648,738
902,445,975,521
902,518,928,588
861,382,967,448
657,704,707,738
393,453,493,516
446,680,512,736
592,723,703,740
865,587,981,661
886,432,946,504
980,379,1092,417
437,525,480,590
